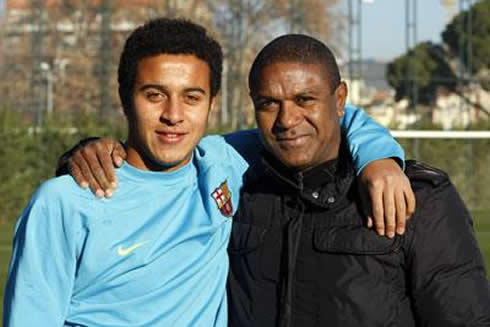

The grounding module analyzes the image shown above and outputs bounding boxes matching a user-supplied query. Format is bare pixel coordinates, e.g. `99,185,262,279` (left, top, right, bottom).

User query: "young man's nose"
160,98,184,125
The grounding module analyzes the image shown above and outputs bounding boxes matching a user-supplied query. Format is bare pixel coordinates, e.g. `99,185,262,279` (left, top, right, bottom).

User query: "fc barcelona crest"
211,180,233,217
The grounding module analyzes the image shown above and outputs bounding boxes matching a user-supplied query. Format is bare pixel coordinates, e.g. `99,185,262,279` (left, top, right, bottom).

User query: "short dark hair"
118,17,223,111
248,34,340,95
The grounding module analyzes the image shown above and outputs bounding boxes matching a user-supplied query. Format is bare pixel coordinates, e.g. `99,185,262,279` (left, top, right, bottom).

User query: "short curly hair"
248,34,340,96
118,17,223,111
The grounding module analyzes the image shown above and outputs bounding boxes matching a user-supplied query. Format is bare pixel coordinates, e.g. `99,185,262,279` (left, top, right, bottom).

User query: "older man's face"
252,61,347,171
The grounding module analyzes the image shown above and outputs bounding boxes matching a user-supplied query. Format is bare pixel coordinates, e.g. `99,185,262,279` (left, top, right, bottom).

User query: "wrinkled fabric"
227,149,490,327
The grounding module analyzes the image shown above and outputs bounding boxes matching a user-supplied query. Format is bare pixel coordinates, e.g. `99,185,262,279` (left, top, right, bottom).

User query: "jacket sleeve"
407,180,490,326
340,104,405,174
3,184,78,326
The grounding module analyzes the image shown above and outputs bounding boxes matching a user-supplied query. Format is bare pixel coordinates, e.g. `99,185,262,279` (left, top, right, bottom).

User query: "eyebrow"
295,89,320,96
253,89,319,101
138,84,207,95
184,87,207,95
252,94,276,102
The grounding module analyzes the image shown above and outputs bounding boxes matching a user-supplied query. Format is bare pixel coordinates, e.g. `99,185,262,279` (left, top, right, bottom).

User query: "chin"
281,156,312,170
154,155,186,166
279,158,302,169
144,150,189,171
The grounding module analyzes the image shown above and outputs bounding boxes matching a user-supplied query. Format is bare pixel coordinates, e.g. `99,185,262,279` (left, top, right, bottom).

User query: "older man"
227,34,490,326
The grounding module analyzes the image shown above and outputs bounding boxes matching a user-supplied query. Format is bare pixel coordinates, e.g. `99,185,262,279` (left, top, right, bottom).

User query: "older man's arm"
405,162,490,325
56,137,126,198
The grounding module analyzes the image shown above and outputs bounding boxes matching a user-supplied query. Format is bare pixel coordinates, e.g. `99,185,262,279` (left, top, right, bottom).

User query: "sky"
350,0,450,61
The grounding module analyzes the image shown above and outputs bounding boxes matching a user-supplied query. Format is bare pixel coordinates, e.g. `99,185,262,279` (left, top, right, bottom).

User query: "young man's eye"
186,94,202,103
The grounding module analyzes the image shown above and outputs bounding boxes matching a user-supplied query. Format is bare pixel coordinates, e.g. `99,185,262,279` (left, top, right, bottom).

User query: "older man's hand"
358,158,416,238
68,138,126,198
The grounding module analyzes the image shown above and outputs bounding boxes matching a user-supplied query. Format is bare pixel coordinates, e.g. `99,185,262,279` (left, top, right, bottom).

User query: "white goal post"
390,130,490,139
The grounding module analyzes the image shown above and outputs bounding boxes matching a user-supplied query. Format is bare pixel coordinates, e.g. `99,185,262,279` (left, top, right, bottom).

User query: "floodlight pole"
99,0,112,119
405,0,418,111
31,0,45,128
458,0,473,85
347,0,362,105
459,0,475,201
289,0,305,33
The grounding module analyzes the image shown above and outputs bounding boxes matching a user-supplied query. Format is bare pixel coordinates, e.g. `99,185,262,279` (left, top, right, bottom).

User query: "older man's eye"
256,100,278,111
296,96,314,105
147,92,163,102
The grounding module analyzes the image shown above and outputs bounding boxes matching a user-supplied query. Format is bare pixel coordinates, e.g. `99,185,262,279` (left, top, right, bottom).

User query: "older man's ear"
334,81,348,118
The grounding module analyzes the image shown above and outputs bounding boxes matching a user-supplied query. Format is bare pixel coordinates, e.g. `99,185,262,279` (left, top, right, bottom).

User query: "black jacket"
227,147,490,326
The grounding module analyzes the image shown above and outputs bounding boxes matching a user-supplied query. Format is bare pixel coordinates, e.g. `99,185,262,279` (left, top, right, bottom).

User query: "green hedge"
0,109,127,223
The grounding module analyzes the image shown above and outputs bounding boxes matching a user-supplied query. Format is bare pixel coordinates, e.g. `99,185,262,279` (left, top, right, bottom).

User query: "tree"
386,0,490,115
442,0,490,80
386,0,490,105
386,41,458,105
1,0,341,129
208,0,341,128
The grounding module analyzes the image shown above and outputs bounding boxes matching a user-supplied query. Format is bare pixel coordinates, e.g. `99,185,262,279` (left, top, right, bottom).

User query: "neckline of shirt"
118,155,195,185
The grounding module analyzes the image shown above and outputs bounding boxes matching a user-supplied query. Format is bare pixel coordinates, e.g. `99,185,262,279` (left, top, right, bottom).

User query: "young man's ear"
335,81,348,118
120,88,133,118
208,96,217,116
122,105,130,117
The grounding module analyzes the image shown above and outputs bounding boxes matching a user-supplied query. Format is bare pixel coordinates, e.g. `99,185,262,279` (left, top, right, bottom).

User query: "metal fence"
392,131,490,212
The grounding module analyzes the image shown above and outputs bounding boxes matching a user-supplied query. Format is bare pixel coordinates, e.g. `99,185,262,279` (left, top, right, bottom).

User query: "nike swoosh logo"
117,242,147,256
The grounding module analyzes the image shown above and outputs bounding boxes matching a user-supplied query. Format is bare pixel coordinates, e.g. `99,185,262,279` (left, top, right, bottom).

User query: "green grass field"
1,210,489,322
1,220,14,323
474,209,490,271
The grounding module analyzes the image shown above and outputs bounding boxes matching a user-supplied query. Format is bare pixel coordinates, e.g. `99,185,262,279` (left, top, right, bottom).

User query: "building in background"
341,58,488,129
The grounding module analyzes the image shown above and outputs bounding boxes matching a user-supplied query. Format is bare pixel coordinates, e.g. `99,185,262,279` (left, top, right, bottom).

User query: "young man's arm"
3,182,77,326
341,104,415,236
55,105,414,237
341,104,404,172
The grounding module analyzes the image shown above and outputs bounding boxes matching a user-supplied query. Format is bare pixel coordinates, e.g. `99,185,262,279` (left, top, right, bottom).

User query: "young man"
5,18,410,326
5,18,245,327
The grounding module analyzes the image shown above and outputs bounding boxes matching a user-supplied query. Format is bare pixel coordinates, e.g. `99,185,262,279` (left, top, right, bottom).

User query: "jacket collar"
261,134,356,208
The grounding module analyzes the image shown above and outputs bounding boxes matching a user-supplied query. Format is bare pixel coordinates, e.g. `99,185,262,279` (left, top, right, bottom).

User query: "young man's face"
252,61,347,171
126,54,214,171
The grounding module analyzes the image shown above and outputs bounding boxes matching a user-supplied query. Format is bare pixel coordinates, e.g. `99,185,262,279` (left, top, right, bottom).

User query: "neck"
125,142,191,172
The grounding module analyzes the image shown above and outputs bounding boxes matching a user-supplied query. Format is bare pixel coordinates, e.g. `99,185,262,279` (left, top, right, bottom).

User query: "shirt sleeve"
408,182,490,325
223,129,263,167
340,104,405,174
3,183,78,326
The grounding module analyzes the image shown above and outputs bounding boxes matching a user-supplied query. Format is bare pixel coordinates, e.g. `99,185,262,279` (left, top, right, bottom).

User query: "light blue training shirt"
4,105,404,326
